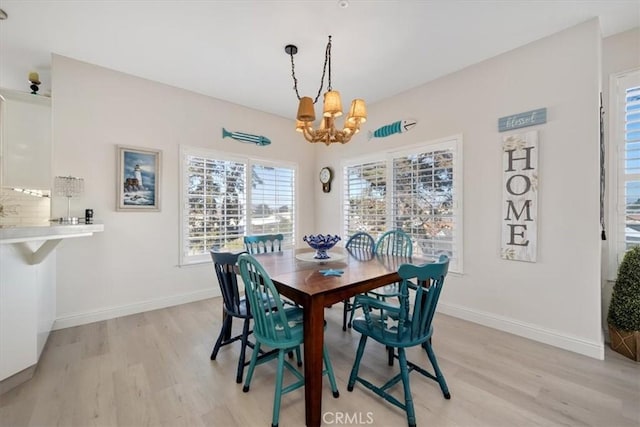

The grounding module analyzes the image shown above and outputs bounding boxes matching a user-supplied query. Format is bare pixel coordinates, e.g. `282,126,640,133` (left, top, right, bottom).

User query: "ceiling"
0,1,638,120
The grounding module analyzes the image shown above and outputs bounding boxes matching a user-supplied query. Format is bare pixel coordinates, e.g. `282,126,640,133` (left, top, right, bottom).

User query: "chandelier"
285,35,367,145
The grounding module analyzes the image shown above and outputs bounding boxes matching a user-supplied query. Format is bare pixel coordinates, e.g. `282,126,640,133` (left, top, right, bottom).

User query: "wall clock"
319,167,333,193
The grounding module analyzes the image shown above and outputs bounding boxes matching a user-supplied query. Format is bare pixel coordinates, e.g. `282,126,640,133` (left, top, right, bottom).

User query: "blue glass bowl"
303,234,341,260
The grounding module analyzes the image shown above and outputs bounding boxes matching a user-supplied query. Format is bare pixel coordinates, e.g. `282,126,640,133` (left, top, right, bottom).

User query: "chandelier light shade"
286,36,367,145
297,96,316,122
323,90,342,117
348,99,367,122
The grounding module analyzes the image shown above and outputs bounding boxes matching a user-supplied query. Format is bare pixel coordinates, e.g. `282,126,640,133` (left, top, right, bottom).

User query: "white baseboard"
53,288,218,330
438,302,605,360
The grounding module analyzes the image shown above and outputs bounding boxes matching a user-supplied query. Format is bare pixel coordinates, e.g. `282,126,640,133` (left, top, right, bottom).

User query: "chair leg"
424,341,450,399
222,311,232,341
271,350,286,427
342,298,350,331
347,299,359,329
235,318,251,384
242,342,261,393
398,348,417,427
347,335,368,391
295,346,302,367
420,337,432,351
387,346,394,366
211,313,232,360
323,344,340,398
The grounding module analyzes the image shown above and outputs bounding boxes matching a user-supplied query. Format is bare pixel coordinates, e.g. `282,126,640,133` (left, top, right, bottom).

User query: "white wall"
51,55,315,328
316,20,604,358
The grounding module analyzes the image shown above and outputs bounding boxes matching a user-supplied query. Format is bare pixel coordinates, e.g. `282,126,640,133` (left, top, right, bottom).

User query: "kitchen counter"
0,222,104,244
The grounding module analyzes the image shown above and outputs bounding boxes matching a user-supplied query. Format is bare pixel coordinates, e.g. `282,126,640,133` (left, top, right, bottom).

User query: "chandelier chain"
325,36,332,92
289,36,332,104
289,52,302,100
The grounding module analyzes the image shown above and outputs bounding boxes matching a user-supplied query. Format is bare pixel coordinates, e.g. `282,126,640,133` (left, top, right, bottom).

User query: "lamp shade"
297,97,316,122
323,90,343,117
348,99,367,123
54,176,84,197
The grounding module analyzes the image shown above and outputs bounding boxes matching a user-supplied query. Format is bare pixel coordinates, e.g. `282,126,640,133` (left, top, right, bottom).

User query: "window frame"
608,68,640,279
341,135,464,273
179,146,297,265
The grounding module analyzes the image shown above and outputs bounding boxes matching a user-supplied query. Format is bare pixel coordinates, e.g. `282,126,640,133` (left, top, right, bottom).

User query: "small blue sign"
498,108,547,132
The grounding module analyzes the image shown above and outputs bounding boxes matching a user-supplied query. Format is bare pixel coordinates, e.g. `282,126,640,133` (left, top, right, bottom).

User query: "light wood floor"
1,298,639,427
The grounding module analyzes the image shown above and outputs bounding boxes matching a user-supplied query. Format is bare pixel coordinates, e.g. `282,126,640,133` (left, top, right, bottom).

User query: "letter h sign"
501,131,538,262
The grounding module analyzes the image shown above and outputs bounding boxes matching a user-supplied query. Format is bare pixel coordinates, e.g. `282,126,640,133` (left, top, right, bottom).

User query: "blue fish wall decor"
222,128,271,146
368,119,418,140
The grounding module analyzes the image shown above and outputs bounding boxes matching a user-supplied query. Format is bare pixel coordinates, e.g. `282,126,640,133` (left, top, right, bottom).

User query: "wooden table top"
254,248,422,305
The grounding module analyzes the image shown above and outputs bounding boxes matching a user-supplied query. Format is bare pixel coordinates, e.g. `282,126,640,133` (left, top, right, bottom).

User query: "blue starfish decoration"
319,269,344,277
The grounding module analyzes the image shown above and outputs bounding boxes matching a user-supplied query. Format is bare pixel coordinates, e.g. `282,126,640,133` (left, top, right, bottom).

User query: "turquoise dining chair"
375,229,413,257
347,255,451,427
244,234,299,308
370,229,413,298
244,234,284,254
237,253,339,427
369,230,415,363
342,232,376,330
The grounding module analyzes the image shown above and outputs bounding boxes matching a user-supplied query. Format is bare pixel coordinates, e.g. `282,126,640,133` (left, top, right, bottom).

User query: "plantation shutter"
619,78,640,256
343,160,387,239
391,142,460,271
249,164,296,247
182,153,246,264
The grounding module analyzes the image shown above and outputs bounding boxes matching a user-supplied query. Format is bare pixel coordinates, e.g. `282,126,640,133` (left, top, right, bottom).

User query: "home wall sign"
501,131,538,262
498,108,546,132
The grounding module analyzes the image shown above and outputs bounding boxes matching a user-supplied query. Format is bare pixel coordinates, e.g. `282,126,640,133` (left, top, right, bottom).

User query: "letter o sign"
505,174,531,196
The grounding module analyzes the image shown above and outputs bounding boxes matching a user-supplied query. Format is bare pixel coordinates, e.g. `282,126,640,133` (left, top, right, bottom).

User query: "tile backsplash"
0,188,51,226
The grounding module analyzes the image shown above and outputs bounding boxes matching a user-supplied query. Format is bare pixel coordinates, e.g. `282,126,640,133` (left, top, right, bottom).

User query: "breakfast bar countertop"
0,221,104,244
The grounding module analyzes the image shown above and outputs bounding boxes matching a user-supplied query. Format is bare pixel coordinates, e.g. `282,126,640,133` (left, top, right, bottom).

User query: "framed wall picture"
116,145,162,211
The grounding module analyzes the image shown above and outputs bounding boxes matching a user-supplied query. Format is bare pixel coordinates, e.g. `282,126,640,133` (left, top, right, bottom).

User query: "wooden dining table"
254,247,422,427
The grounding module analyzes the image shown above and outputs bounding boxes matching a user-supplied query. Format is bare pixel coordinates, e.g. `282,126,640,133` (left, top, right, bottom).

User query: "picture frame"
116,145,162,211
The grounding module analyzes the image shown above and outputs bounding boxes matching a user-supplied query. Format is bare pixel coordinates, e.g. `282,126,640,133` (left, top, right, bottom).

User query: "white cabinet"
0,223,104,384
0,89,52,189
0,242,46,380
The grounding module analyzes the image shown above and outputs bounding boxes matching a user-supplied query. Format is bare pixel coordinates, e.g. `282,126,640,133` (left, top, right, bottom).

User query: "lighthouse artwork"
124,164,145,192
117,146,162,211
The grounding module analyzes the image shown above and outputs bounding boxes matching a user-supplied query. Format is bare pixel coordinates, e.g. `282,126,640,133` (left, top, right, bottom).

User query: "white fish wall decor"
368,119,418,140
222,128,271,146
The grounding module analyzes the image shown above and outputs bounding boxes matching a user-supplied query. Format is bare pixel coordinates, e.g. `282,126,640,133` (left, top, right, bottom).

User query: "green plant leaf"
608,246,640,331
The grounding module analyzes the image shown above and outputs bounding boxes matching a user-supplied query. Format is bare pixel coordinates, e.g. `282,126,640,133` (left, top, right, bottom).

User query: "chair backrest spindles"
210,250,246,315
375,230,413,257
238,253,294,346
396,256,449,342
244,234,284,254
345,232,375,261
346,232,375,252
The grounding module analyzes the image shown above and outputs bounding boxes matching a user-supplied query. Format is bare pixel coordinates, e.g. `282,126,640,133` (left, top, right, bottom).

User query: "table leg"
303,297,325,427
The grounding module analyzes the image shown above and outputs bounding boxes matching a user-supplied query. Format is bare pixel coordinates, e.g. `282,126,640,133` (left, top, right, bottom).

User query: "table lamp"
54,176,84,224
